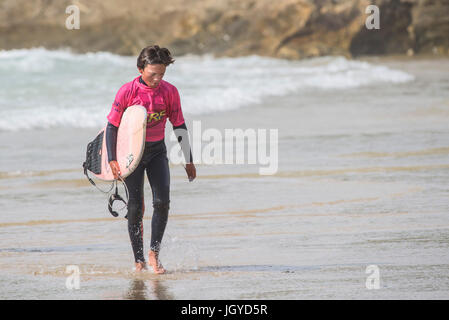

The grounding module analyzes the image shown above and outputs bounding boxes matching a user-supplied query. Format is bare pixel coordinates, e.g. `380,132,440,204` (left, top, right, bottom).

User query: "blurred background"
1,0,448,58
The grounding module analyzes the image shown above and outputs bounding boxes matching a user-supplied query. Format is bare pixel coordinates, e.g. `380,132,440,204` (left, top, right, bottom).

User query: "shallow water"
0,52,449,299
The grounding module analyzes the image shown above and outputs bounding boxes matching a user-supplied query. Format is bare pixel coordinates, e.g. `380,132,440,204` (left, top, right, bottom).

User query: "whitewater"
0,48,414,131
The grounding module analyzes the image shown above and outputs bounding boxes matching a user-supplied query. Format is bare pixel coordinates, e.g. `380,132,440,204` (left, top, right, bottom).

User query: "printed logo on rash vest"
147,110,166,128
113,100,121,113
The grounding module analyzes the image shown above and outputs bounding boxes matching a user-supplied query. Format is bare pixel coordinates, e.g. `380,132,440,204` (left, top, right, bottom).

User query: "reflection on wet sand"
3,164,448,189
339,147,449,158
0,168,79,179
0,185,421,228
125,278,174,300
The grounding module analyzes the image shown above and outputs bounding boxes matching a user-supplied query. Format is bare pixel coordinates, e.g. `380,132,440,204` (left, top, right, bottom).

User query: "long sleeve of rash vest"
106,122,118,162
173,122,193,163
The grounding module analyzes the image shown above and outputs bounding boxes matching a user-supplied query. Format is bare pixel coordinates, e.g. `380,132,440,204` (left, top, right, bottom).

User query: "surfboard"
83,105,147,182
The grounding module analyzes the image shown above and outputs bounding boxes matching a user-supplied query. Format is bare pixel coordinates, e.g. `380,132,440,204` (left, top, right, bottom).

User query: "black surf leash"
83,164,129,218
83,131,129,218
108,177,129,218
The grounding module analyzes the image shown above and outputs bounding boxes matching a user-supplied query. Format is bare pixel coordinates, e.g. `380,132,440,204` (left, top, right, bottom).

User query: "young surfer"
105,45,196,274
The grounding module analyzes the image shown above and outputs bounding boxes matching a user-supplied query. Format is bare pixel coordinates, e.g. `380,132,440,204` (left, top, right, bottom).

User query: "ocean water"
0,48,448,299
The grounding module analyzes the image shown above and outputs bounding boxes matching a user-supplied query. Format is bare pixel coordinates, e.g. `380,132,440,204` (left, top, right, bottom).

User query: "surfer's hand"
185,163,196,182
109,160,121,180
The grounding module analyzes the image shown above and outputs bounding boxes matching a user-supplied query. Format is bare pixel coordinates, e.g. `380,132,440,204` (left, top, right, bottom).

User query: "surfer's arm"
169,87,192,163
169,86,195,181
106,122,118,162
174,122,196,181
173,122,193,164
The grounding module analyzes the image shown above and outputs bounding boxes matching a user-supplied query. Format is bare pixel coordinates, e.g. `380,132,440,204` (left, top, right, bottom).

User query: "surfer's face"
139,64,166,88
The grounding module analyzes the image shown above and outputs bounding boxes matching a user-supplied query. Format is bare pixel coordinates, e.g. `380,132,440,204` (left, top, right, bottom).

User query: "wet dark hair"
137,45,175,69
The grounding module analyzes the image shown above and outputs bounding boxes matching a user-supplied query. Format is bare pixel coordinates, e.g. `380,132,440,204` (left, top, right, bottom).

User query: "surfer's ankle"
134,261,147,272
148,250,166,274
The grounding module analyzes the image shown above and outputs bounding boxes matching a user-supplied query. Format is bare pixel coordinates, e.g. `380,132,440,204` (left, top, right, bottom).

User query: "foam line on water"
0,48,415,131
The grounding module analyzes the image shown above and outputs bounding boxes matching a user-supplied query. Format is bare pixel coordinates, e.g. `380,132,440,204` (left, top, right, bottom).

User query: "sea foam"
0,48,414,131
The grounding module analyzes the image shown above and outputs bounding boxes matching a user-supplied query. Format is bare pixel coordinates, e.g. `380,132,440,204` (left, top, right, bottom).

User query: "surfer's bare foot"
134,261,147,272
149,250,166,274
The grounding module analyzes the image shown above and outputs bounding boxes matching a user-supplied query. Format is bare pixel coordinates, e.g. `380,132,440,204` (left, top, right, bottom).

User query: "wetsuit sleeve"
167,86,185,127
106,122,118,162
107,85,129,127
173,122,193,163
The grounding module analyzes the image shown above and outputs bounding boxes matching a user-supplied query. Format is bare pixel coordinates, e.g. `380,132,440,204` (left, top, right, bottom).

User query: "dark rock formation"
0,0,447,58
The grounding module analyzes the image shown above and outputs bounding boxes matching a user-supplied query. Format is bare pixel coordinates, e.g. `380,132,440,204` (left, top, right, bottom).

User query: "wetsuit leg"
124,160,146,263
145,143,170,252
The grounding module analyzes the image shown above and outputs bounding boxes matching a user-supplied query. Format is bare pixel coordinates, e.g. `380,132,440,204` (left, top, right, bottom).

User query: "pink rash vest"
107,76,185,142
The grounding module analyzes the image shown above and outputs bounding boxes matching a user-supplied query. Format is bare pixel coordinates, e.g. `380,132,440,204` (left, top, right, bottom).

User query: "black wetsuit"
106,76,192,263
